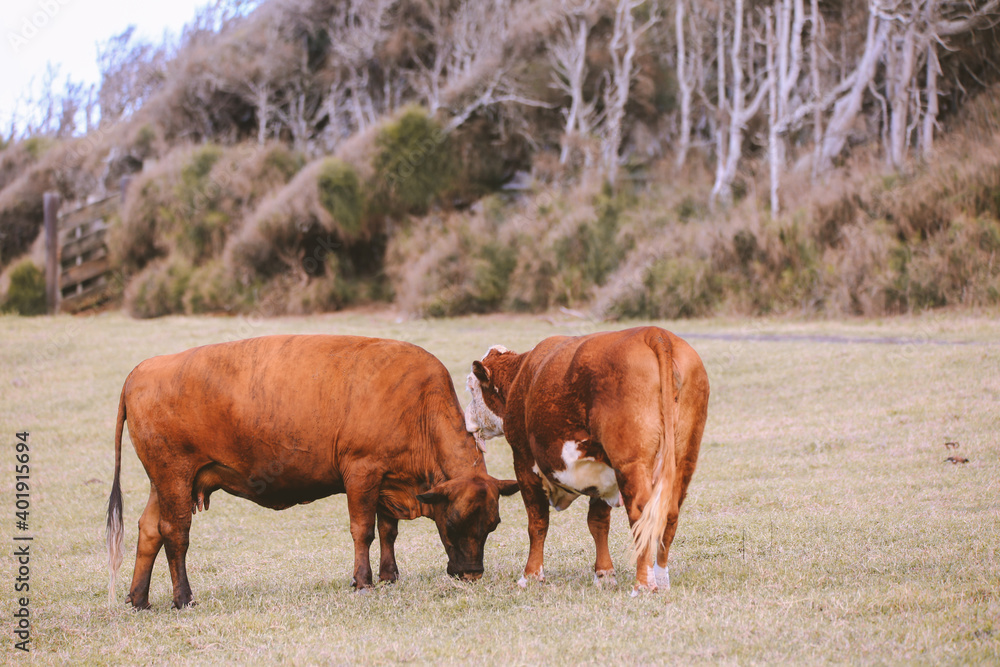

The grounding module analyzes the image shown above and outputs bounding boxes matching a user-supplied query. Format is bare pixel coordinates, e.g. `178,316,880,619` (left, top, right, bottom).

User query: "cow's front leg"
376,512,400,583
345,479,379,590
588,497,616,586
514,458,549,587
617,464,657,595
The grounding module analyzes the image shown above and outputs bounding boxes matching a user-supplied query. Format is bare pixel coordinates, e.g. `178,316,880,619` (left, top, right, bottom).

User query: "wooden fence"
44,191,121,314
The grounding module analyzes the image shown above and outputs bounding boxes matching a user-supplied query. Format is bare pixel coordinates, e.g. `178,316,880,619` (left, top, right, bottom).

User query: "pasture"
1,310,998,664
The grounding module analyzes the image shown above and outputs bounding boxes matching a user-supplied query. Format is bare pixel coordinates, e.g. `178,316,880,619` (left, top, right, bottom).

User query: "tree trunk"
675,0,693,168
920,40,939,159
818,11,888,173
810,0,822,180
888,19,918,170
767,6,780,215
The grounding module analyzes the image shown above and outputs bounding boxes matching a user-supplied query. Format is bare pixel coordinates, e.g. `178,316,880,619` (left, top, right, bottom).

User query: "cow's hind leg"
155,483,197,609
377,512,400,583
616,464,658,594
653,490,681,590
588,497,616,586
656,359,709,590
126,485,162,610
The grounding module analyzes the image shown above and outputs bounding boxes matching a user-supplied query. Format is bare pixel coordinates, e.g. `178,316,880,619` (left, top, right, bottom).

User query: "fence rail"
44,191,121,313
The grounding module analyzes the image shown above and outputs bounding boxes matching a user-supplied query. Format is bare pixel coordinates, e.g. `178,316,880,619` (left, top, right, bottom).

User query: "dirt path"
675,332,994,346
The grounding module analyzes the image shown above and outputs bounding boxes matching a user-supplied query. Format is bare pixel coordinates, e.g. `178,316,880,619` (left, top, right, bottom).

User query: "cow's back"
516,328,665,435
122,335,465,504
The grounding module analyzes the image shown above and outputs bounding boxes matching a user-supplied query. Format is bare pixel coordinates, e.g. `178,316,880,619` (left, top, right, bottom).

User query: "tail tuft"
106,383,127,607
106,478,124,606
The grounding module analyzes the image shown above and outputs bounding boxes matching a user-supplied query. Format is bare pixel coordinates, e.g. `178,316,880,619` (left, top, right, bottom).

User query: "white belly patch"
549,441,621,508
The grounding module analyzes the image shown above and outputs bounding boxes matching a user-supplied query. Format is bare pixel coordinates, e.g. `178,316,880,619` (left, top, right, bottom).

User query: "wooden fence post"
44,191,61,314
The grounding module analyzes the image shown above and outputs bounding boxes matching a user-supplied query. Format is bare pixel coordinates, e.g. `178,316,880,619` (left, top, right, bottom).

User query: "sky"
1,0,209,133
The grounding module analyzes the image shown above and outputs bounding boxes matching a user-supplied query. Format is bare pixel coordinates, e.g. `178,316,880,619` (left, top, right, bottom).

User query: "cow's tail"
106,384,126,607
630,330,678,573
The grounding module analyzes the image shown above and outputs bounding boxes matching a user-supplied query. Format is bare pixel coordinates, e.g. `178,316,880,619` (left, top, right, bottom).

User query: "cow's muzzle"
448,564,484,581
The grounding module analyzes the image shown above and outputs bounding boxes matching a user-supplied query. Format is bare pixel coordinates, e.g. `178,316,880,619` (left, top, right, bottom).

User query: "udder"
536,440,622,510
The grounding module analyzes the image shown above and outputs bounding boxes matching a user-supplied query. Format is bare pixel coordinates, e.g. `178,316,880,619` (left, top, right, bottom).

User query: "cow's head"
465,346,512,442
417,474,519,580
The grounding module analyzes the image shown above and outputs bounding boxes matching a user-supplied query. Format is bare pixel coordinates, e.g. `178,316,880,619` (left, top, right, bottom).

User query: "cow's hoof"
629,583,658,597
517,568,545,588
125,594,152,611
653,563,670,590
171,599,196,609
593,569,617,587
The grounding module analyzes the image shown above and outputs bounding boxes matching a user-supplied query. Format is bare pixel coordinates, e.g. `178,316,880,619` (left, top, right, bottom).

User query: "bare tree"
919,0,1000,157
327,0,395,133
815,0,999,173
762,0,813,213
549,0,600,166
881,1,922,169
674,0,696,168
711,0,770,206
809,0,823,178
97,26,169,123
601,0,658,184
412,0,450,115
817,10,889,172
275,79,324,154
228,21,295,144
766,6,780,213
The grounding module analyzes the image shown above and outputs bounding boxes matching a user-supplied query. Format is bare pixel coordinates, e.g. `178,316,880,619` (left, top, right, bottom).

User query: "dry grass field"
1,309,998,664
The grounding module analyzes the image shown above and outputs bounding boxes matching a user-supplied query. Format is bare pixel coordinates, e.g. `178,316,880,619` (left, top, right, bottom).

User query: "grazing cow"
464,327,709,594
106,335,519,609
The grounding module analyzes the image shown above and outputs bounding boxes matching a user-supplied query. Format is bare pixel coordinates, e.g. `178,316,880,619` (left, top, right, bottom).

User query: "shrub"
125,258,192,318
0,167,51,272
109,177,169,274
599,255,720,320
22,137,54,160
227,156,377,283
183,260,243,314
2,259,47,315
261,144,306,184
132,124,157,159
112,142,306,290
317,158,362,235
296,255,360,313
373,106,455,216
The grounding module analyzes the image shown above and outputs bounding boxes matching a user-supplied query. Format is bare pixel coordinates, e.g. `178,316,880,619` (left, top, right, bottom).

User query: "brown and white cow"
464,327,709,594
106,335,518,609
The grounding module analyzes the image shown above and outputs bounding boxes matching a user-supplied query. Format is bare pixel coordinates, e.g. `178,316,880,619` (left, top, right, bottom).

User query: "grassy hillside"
2,0,1000,319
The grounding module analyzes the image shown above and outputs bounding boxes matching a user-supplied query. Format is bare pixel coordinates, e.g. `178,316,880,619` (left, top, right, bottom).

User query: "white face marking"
550,440,620,506
464,372,504,440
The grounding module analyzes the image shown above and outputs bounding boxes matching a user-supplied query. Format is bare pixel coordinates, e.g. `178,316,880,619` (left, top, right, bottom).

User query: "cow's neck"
434,433,486,481
492,351,527,399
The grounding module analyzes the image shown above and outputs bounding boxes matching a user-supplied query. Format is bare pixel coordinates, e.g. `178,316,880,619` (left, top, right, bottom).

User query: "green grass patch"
0,311,997,663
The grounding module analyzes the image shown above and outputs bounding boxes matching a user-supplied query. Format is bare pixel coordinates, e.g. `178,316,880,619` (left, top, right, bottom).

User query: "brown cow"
106,335,518,609
464,327,709,594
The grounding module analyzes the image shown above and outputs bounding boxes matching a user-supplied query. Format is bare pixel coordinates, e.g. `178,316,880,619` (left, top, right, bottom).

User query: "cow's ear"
496,479,520,497
472,360,491,384
416,487,449,505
